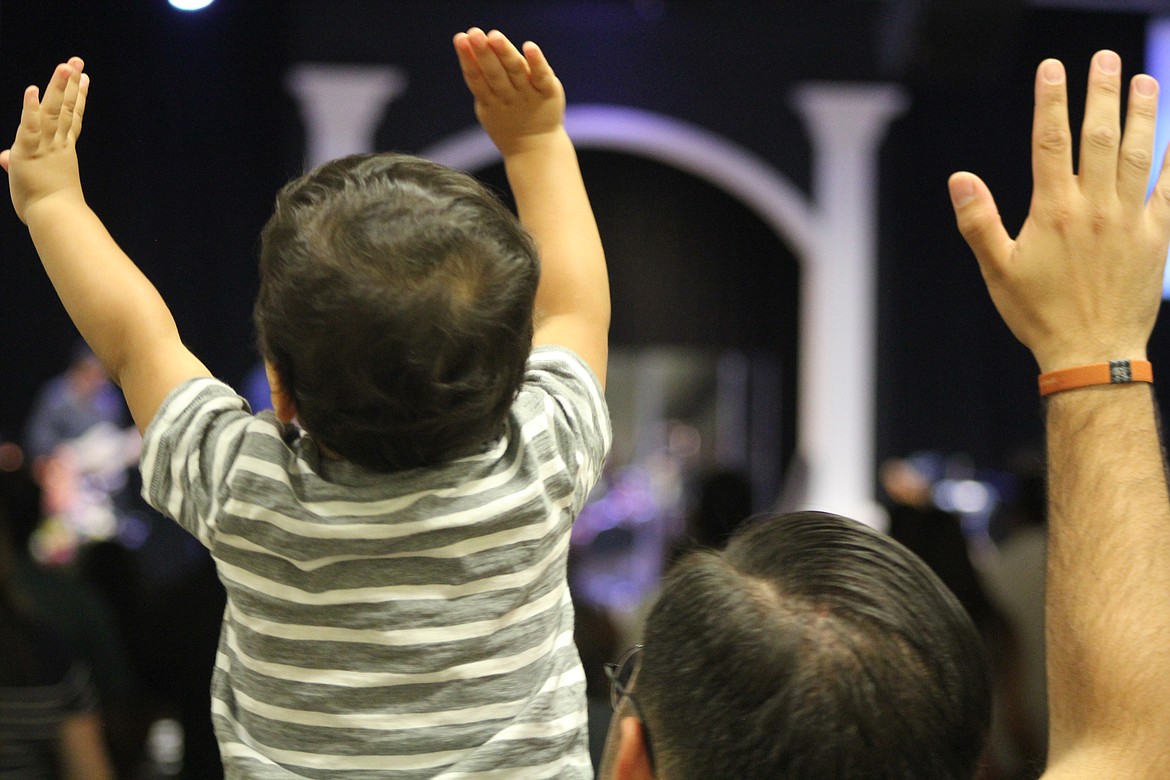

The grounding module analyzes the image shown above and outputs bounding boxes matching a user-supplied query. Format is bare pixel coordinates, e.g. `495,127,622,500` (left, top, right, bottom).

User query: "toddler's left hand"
1,57,89,224
454,28,566,157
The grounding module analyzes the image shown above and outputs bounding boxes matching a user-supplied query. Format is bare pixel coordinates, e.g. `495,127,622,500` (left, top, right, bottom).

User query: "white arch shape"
421,105,814,512
288,68,906,526
420,99,906,528
420,105,817,259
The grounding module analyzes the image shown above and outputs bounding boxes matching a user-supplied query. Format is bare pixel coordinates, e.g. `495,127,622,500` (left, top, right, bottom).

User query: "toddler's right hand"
453,28,566,157
0,58,88,224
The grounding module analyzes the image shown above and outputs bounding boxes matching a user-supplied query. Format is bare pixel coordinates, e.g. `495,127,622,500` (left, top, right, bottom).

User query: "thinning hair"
637,511,991,779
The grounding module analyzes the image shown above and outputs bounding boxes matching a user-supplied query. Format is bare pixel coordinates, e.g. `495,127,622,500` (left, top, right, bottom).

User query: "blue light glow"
169,0,214,10
1146,17,1170,297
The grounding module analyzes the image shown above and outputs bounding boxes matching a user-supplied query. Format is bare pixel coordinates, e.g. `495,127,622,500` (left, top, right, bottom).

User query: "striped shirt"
140,347,611,779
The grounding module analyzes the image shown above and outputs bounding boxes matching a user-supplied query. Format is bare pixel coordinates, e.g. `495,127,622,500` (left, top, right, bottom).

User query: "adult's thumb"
948,171,1010,268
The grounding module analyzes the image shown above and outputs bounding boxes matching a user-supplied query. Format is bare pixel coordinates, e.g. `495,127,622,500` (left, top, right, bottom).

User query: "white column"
286,64,407,169
791,84,908,529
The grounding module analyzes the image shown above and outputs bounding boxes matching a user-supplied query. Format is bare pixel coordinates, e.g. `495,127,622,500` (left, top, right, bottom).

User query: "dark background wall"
0,0,1162,488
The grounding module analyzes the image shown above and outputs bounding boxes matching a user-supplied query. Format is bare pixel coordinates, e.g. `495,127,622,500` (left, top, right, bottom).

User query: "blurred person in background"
982,467,1049,778
1,450,148,777
1,455,115,778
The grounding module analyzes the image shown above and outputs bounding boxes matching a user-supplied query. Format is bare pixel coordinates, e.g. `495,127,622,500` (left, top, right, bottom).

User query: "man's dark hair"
254,153,539,471
636,511,991,779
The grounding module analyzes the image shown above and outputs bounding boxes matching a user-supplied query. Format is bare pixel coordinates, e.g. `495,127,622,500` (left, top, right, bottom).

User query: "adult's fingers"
1031,59,1075,205
1078,50,1124,203
1117,74,1159,206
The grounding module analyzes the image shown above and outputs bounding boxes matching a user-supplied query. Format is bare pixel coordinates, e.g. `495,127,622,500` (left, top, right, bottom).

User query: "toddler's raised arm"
454,28,610,388
1,59,211,433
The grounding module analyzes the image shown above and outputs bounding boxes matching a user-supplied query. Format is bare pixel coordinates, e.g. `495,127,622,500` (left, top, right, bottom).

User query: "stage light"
169,0,214,10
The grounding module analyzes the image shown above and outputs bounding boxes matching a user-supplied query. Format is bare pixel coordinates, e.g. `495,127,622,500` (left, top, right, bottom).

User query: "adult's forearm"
1045,383,1170,763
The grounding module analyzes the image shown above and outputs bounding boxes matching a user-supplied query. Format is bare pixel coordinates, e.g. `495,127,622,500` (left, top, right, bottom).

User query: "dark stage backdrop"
0,0,1162,487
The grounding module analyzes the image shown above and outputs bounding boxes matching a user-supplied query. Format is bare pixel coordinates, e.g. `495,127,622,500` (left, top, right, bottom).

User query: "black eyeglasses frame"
604,644,657,772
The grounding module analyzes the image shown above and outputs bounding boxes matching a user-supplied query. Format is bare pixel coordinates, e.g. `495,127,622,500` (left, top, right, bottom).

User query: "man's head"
254,152,539,471
601,511,991,779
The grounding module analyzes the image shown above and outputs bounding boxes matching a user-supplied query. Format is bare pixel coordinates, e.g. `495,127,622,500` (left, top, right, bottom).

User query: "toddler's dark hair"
254,153,539,471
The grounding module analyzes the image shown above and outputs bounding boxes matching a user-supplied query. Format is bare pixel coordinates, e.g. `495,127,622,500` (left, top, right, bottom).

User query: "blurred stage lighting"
1147,16,1170,297
169,0,214,10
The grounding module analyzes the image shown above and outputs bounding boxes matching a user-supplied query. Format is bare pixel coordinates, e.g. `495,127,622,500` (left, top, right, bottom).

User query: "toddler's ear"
264,361,297,424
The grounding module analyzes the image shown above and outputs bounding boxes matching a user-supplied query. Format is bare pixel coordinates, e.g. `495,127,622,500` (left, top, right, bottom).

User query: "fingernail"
950,176,976,207
1042,60,1064,84
1099,51,1121,75
1136,74,1158,97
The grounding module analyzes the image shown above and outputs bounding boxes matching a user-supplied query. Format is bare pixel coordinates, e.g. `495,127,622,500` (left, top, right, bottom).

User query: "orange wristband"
1038,360,1153,397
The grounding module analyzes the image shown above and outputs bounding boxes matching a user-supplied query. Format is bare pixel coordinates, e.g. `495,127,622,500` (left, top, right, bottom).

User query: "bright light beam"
169,0,214,10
